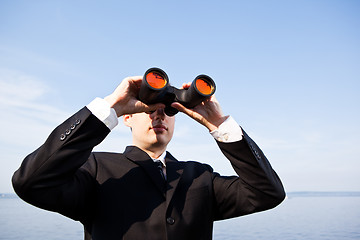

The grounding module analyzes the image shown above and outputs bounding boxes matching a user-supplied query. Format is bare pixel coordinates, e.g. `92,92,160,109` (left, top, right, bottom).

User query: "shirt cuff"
86,97,118,130
210,116,243,142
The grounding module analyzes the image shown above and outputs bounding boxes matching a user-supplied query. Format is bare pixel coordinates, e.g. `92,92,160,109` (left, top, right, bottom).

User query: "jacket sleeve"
12,107,110,221
212,129,285,220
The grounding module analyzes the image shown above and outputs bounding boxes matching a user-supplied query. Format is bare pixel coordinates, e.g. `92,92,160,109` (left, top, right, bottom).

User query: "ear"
123,114,132,128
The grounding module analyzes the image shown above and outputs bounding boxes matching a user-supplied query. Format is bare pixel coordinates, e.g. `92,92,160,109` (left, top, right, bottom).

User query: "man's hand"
171,82,229,132
104,76,165,117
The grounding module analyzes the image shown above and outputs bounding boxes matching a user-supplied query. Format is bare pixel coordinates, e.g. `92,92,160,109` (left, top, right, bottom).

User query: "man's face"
123,108,175,152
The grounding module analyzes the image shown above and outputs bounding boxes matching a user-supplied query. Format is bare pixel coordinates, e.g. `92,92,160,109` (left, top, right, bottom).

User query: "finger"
127,76,143,88
127,76,142,81
171,102,193,116
181,82,192,90
171,102,207,127
209,94,217,101
124,76,142,83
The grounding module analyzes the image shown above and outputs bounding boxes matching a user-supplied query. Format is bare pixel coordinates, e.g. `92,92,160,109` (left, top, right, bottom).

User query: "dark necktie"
155,160,166,181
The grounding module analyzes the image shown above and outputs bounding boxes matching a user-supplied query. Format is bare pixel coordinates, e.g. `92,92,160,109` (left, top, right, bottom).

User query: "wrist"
87,98,119,130
210,116,243,142
104,95,123,117
206,115,229,132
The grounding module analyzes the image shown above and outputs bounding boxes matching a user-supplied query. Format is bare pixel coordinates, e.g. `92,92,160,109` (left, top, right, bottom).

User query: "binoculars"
139,68,216,116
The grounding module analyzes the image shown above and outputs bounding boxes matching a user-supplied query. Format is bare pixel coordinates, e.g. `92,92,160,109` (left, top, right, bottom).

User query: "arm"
212,130,285,220
12,76,164,220
171,89,285,220
12,108,108,220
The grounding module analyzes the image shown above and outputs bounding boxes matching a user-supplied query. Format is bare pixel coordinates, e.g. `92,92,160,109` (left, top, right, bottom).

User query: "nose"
151,108,166,120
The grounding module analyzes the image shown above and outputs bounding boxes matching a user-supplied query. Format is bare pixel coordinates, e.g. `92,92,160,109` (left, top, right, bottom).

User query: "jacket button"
60,134,66,141
166,217,175,225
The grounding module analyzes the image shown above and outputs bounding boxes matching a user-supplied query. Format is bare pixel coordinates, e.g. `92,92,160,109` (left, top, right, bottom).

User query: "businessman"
12,75,285,240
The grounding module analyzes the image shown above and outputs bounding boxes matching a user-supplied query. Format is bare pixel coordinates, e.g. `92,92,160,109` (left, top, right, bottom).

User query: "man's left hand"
171,83,229,132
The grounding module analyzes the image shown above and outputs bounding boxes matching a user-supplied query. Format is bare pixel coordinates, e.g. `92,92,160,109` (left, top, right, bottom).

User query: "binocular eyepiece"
139,68,216,116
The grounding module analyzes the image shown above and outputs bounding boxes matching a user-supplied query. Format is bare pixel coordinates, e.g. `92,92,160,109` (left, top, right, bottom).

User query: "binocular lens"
146,72,167,89
195,78,214,95
140,67,216,116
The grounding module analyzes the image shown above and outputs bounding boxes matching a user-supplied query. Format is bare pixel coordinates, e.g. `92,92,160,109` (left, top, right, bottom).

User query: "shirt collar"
152,151,167,166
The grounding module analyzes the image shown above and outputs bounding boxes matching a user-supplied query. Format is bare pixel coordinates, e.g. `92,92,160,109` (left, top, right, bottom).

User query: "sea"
1,192,359,240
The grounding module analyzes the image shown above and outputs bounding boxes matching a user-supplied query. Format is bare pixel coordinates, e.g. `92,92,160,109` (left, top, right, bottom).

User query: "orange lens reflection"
146,72,167,89
196,78,213,95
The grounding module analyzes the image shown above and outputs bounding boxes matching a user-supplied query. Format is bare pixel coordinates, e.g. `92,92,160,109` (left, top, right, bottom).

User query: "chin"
155,136,171,145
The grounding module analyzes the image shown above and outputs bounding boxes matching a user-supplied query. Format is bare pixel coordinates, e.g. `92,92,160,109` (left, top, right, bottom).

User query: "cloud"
0,45,71,76
0,68,48,100
0,68,71,125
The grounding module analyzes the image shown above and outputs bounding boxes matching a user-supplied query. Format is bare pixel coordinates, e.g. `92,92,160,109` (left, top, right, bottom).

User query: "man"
12,75,285,240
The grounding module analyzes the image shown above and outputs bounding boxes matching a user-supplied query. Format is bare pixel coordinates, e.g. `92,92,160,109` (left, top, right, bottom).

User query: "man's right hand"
104,76,165,117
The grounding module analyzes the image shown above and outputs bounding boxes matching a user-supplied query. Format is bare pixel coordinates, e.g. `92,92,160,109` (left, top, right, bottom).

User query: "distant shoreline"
286,191,360,198
2,191,360,199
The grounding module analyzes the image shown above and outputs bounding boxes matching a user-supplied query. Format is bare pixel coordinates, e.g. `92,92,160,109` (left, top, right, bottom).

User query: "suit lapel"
123,147,185,204
123,146,167,196
164,152,184,209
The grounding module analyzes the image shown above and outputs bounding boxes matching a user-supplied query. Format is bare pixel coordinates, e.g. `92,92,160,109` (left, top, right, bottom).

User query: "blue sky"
0,0,359,193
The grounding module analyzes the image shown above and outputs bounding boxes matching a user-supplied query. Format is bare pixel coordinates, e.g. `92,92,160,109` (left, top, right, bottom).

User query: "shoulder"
92,151,124,160
166,151,214,173
80,151,139,183
177,160,215,177
79,152,126,175
91,152,131,168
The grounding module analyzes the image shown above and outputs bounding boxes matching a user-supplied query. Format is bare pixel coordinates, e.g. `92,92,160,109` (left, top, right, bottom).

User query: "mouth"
151,123,168,132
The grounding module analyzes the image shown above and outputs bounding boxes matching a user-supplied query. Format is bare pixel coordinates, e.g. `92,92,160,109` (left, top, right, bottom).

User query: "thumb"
171,102,187,113
171,102,198,119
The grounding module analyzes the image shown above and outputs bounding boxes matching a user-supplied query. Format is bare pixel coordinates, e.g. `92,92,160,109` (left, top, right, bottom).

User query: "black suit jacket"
12,107,285,240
